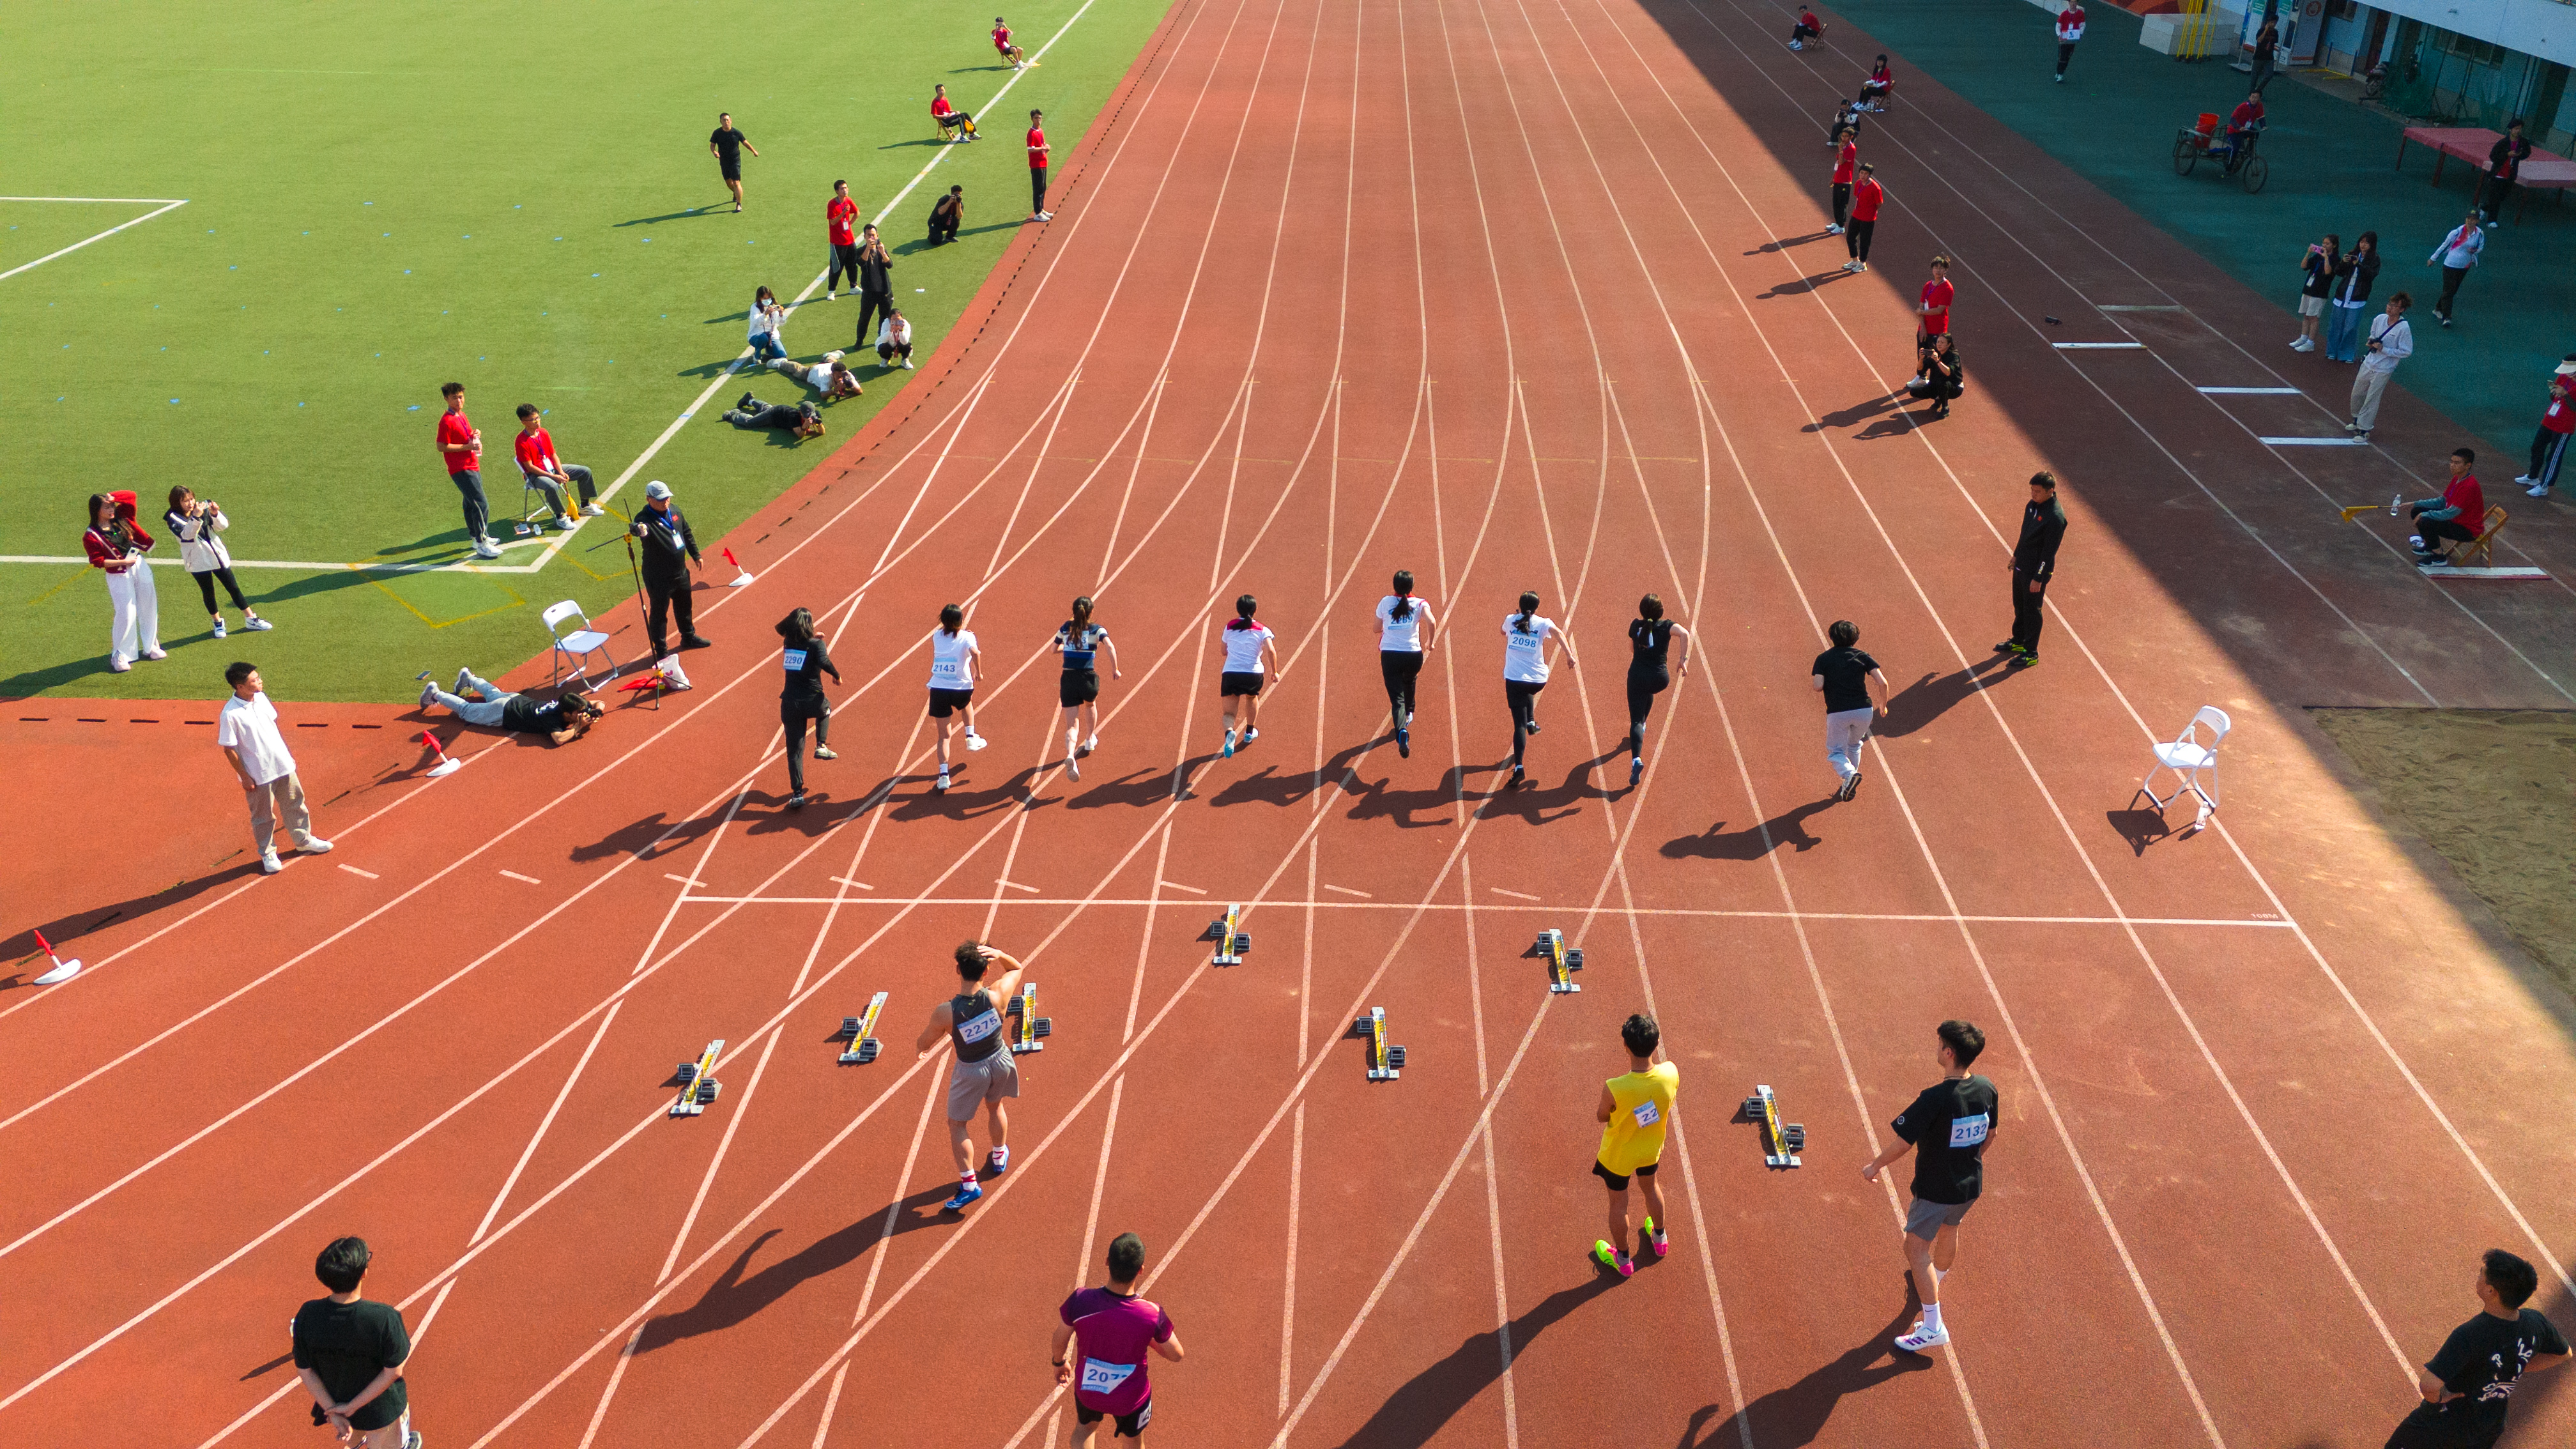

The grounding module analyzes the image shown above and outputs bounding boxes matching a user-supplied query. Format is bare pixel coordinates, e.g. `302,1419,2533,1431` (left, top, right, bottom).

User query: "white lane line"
2259,435,2368,447
2053,341,2145,349
1321,884,1370,898
663,873,703,887
498,870,542,885
2098,303,2184,312
1488,886,1538,901
0,197,188,282
2198,387,2303,395
997,878,1039,894
1155,878,1208,894
336,865,379,880
659,896,2298,925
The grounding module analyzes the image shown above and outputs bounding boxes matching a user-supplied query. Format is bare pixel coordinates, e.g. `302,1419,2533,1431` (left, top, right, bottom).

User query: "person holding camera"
84,490,164,673
2291,233,2338,353
418,666,604,744
164,486,271,640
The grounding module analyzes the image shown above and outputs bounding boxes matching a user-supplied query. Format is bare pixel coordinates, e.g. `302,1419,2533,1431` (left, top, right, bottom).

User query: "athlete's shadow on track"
569,810,725,864
1746,230,1837,256
1675,1303,1932,1448
1469,751,1623,825
1326,1278,1611,1447
889,768,1038,821
638,1195,953,1351
1803,391,1909,433
1662,799,1833,858
1758,268,1861,300
1341,757,1474,829
1200,740,1373,810
1877,657,2012,740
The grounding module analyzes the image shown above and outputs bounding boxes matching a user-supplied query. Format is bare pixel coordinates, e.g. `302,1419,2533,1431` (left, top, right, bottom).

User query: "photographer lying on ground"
417,668,603,745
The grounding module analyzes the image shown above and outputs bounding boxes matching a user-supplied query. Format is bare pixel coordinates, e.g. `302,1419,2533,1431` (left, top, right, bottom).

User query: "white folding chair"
2140,706,2228,828
544,599,617,694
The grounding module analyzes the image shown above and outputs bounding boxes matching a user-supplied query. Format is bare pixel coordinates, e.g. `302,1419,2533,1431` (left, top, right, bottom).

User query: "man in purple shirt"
1052,1232,1184,1443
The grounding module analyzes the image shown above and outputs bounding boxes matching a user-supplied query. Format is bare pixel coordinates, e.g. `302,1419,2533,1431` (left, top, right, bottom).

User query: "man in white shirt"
2348,293,2414,440
770,351,864,399
877,307,916,369
217,662,334,873
2054,4,2085,82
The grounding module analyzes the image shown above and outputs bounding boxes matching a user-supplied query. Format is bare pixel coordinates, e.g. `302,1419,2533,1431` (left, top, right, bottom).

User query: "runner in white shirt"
926,603,986,793
1052,594,1122,782
1215,592,1284,760
1500,590,1578,789
1371,569,1438,760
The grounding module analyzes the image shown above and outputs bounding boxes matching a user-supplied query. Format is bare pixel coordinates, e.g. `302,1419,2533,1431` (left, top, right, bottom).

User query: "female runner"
1216,593,1284,758
777,607,841,809
1372,569,1438,758
1623,594,1690,787
1052,595,1122,781
1500,590,1577,788
927,603,986,793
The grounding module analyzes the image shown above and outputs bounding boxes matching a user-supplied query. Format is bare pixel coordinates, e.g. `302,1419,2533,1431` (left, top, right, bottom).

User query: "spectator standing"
1053,1233,1185,1447
1997,471,2066,665
2404,448,2487,565
825,180,862,299
514,405,599,528
2324,231,2380,362
2382,1249,2570,1449
1914,256,1955,373
434,381,502,560
877,306,916,369
629,480,710,658
1812,619,1888,801
709,112,758,213
292,1238,417,1449
1788,5,1821,49
2291,233,2338,352
2427,212,2483,327
1027,109,1054,222
853,226,896,352
1861,1021,2000,1356
218,661,333,873
747,285,788,362
2248,13,2279,93
930,185,966,245
2054,3,2085,82
164,486,271,639
776,607,841,809
2480,119,2532,227
1843,162,1882,272
2346,293,2414,438
1827,126,1857,234
84,490,164,671
1589,1012,1678,1279
2516,357,2575,497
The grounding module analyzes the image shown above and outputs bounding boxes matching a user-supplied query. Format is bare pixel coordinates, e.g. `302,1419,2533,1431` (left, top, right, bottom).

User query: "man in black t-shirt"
1998,470,2066,664
1862,1019,1998,1356
709,111,760,213
293,1236,419,1448
419,667,602,744
2387,1249,2570,1448
1810,618,1888,802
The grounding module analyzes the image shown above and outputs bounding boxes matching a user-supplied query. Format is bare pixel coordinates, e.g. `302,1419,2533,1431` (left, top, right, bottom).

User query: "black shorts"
1059,669,1100,708
2384,1400,2496,1449
1220,670,1265,699
1591,1158,1659,1192
1075,1397,1153,1438
719,157,743,181
929,687,975,718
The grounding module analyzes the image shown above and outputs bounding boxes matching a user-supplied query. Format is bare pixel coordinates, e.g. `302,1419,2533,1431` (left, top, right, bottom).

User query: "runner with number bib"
1053,595,1121,781
1053,1232,1184,1445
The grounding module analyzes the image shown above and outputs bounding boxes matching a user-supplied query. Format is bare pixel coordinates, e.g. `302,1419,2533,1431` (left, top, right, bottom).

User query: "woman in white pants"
1811,619,1888,802
83,491,164,673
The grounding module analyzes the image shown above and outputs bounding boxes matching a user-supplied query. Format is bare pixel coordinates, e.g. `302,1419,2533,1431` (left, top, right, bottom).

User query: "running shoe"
1591,1240,1634,1278
1827,223,1844,235
944,1179,983,1211
1644,1217,1669,1258
987,1145,1011,1177
142,647,167,661
1222,728,1237,759
1524,719,1540,735
1839,771,1864,801
788,792,806,809
1066,754,1080,781
2514,473,2538,485
1082,735,1099,753
1630,755,1644,787
814,745,837,760
1396,726,1410,759
421,680,440,709
583,502,605,516
965,730,989,751
405,1432,423,1449
456,667,476,695
1510,764,1525,789
934,770,951,793
1245,727,1259,744
1994,640,2019,654
212,617,228,640
1894,1320,1949,1353
243,615,273,630
2529,483,2554,498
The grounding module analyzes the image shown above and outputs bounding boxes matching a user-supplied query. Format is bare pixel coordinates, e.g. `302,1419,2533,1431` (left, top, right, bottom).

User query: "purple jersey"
1059,1287,1173,1414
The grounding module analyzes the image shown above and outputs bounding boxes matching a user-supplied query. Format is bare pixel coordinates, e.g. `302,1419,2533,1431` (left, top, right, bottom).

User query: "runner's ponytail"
1390,571,1414,622
1514,591,1539,634
1227,593,1258,631
939,603,963,637
1071,595,1094,627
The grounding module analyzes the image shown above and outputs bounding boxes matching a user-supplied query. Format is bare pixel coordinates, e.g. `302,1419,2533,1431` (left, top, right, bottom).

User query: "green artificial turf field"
1,0,1169,702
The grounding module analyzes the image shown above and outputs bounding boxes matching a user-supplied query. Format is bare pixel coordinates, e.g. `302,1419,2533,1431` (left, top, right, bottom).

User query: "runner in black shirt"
1622,594,1691,788
1862,1020,1998,1356
778,606,842,809
292,1237,420,1449
709,111,760,213
2387,1249,2570,1448
1811,619,1887,802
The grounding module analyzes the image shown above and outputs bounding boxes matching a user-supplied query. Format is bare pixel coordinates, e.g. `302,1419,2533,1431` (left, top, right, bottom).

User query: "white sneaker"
965,732,990,751
2529,482,2553,498
1827,223,1844,235
1039,211,1053,222
582,502,604,516
1066,755,1081,781
1843,259,1860,272
457,668,475,694
243,615,273,631
902,357,914,369
1082,735,1098,753
2513,474,2537,485
422,680,440,709
110,657,132,673
142,648,167,661
473,539,503,559
260,850,284,875
212,617,229,639
1894,1321,1949,1353
556,516,578,532
297,836,335,855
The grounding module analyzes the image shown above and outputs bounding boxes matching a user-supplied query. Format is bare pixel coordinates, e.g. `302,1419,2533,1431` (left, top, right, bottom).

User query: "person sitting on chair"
1788,5,1821,49
929,185,966,246
877,307,916,369
2405,448,2487,566
770,351,864,400
1858,56,1893,110
723,393,827,438
418,668,603,744
932,84,979,143
1907,335,1963,420
2222,91,2264,170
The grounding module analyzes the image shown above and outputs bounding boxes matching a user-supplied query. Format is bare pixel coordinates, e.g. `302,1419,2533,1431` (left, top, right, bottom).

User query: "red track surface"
6,1,2574,1446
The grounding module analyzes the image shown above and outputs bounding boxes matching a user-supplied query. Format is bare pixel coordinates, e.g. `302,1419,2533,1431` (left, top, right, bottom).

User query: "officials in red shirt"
1915,256,1954,372
993,17,1026,68
2406,450,2487,564
2524,359,2575,496
1843,162,1883,272
2055,4,2085,82
434,381,500,559
1027,109,1053,221
827,180,862,299
1829,129,1858,233
932,83,979,144
1790,6,1821,48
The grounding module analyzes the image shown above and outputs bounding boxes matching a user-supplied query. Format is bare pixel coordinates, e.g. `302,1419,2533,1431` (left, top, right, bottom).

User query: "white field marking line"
0,880,256,1026
1156,878,1206,894
2099,304,2186,312
850,1069,947,1333
1459,859,1521,1447
336,864,379,879
1602,1,2367,1420
996,878,1039,893
662,873,702,887
1321,883,1369,897
0,197,187,283
2258,436,2369,447
1280,1099,1306,1419
2053,341,2145,349
670,896,2293,926
1487,886,1538,901
2198,387,2303,395
654,1022,786,1284
1642,3,2472,1370
809,1369,847,1449
832,877,872,891
1130,827,1175,1042
1703,0,2576,680
497,869,541,884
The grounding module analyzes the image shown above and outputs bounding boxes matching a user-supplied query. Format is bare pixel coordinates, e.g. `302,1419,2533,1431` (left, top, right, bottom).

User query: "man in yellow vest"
1591,1012,1680,1278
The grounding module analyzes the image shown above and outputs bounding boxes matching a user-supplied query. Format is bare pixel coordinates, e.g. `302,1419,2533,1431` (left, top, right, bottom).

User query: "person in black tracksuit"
853,227,896,352
1997,471,2066,665
630,481,709,658
1621,594,1690,789
778,607,841,808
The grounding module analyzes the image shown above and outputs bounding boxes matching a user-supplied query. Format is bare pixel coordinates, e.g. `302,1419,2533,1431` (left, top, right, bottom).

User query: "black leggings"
1830,182,1851,227
1625,667,1668,755
1505,679,1545,767
1380,650,1422,724
783,701,831,792
192,567,249,613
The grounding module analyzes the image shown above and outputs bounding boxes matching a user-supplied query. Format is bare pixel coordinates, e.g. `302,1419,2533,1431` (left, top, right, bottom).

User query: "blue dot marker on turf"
408,404,419,410
170,398,180,404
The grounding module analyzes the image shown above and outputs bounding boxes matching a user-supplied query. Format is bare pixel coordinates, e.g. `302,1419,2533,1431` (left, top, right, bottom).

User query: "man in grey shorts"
917,940,1026,1212
1861,1019,1998,1355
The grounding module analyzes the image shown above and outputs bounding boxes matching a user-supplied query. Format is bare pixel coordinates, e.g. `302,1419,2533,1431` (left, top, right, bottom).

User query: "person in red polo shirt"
993,15,1027,70
434,381,501,559
2405,449,2487,565
825,180,861,299
1027,108,1053,222
2517,357,2575,496
1789,6,1821,49
1828,126,1858,234
1843,161,1883,272
1914,256,1954,376
931,83,979,144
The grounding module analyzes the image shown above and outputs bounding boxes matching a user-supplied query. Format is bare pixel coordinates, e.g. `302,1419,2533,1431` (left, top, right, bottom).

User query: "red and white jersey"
992,23,1013,51
2057,6,2085,42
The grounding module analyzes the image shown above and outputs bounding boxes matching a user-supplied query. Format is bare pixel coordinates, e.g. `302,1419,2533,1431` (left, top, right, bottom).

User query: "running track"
4,1,2573,1445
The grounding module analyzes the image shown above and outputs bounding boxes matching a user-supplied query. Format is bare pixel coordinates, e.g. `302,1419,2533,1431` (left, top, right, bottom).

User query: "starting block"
1533,928,1584,993
1206,903,1252,966
1351,1007,1407,1080
672,1039,726,1117
1004,982,1051,1054
838,992,888,1064
1741,1084,1805,1169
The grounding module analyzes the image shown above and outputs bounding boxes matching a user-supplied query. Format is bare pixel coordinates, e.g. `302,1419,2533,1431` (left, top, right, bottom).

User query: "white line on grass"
0,197,187,283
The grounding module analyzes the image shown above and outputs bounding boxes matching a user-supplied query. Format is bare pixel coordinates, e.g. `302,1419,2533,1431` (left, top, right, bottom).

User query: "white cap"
645,480,673,500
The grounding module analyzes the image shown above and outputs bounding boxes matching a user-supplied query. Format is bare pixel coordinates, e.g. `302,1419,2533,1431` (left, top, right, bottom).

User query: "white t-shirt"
217,691,298,787
1500,615,1557,684
1374,595,1434,652
1220,621,1273,673
929,629,977,690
